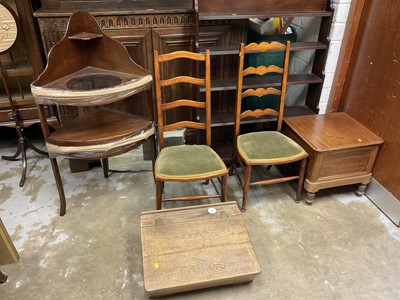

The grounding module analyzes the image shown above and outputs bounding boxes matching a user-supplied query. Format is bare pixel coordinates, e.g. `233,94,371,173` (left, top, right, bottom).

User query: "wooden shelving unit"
194,0,333,162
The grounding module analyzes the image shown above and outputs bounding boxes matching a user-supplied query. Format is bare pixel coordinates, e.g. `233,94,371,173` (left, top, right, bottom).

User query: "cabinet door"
104,28,153,117
152,26,196,124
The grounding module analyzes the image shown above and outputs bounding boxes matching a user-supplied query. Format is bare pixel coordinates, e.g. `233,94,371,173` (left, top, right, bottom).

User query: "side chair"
230,41,308,211
153,49,228,209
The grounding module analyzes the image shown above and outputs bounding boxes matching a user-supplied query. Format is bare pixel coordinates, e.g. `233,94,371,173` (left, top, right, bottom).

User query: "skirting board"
365,178,400,227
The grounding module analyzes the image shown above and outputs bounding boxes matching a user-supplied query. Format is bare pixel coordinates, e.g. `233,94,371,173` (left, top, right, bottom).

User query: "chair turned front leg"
241,165,252,212
156,181,164,210
296,158,307,203
221,175,228,202
49,157,66,216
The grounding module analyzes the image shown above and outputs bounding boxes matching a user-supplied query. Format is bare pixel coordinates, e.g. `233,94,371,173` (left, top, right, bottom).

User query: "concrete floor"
0,136,400,300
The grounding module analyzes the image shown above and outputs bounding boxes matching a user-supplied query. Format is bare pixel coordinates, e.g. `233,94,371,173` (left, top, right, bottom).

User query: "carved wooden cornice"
37,13,195,53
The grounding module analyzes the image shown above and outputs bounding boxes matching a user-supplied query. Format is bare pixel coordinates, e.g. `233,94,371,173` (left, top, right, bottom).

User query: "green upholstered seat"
155,145,228,180
237,131,308,165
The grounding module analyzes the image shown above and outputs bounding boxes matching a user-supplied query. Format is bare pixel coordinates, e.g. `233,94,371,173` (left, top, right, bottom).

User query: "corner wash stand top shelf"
30,11,152,105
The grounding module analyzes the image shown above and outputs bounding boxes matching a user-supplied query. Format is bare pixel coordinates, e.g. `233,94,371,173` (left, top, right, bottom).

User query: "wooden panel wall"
338,0,400,200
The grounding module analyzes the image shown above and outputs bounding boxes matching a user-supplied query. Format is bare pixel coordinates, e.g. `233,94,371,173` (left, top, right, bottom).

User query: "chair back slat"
161,76,205,87
243,65,283,77
157,50,207,62
164,121,206,132
242,87,281,99
162,99,206,111
154,50,211,150
241,108,279,119
244,41,287,52
234,41,290,138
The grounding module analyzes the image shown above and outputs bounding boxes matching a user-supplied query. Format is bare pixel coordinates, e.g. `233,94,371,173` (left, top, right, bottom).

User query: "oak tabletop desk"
140,202,260,297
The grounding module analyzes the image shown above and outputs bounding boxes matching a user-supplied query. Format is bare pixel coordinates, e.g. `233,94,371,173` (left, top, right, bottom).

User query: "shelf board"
199,45,239,55
0,89,35,109
199,11,332,21
199,105,314,127
199,42,327,55
3,67,34,78
68,32,103,40
0,60,34,78
200,74,322,92
292,42,327,51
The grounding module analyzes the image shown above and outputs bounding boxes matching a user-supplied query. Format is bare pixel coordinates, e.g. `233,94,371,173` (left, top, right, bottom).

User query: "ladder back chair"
230,41,308,211
153,50,228,209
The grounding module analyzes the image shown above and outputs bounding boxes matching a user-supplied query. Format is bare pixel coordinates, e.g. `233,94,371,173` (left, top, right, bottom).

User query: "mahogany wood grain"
32,13,150,91
32,12,155,216
47,108,153,147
